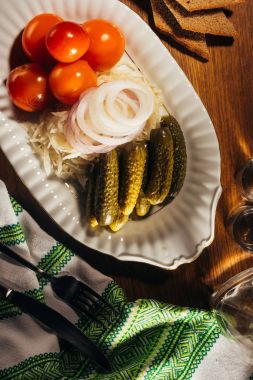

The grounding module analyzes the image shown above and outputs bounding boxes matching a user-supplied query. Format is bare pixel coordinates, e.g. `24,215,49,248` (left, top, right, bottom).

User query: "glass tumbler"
236,159,253,202
226,205,253,252
211,268,253,364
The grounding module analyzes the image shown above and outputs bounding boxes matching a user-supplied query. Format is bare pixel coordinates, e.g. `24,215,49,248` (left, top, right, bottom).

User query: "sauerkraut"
23,55,163,184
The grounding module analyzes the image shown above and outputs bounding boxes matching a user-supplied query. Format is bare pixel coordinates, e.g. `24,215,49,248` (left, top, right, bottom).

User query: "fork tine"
75,292,113,325
76,281,118,314
77,291,114,324
70,297,108,328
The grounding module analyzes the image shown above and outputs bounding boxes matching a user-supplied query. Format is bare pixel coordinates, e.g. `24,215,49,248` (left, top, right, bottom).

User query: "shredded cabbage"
23,55,163,184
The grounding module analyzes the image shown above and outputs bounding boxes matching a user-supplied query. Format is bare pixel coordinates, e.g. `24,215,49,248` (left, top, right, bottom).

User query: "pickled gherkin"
119,142,147,216
145,128,174,205
85,114,186,232
94,149,119,226
109,211,128,232
160,115,187,203
135,190,151,217
135,149,151,217
86,164,98,228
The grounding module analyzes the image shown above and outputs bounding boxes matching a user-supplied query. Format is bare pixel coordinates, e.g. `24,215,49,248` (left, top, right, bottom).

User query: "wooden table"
1,0,253,309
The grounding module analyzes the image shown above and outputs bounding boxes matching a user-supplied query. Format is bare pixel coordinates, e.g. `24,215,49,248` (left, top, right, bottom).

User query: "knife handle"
7,290,110,371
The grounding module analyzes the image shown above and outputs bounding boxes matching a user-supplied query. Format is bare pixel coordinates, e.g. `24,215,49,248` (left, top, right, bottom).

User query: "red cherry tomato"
22,13,63,66
49,60,97,105
82,19,125,71
46,21,90,63
7,63,48,112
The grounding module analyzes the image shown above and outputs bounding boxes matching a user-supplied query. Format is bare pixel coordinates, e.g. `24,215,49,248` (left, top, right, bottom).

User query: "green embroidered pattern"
143,310,220,380
36,242,74,289
0,281,221,380
0,300,21,321
0,223,25,246
74,281,130,378
0,243,74,320
0,194,222,380
69,296,220,380
0,352,61,380
177,316,220,380
0,289,45,321
142,307,198,380
10,197,23,216
24,288,45,303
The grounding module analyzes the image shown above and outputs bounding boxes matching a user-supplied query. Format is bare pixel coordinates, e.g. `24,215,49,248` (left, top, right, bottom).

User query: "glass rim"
211,267,253,308
227,205,253,252
238,159,253,201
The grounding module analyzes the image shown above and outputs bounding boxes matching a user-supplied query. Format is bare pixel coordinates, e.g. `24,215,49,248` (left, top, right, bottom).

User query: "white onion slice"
64,79,154,155
87,84,152,136
65,105,116,154
91,81,153,129
76,97,141,146
88,90,141,137
109,91,139,118
105,88,153,127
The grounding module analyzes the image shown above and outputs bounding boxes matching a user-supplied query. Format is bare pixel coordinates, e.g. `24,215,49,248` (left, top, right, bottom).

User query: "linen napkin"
0,180,252,380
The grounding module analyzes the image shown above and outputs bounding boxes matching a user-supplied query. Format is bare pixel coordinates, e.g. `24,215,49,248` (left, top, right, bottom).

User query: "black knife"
0,285,111,372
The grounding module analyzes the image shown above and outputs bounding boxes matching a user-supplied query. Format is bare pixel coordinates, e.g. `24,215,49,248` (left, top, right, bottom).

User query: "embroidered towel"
0,180,252,380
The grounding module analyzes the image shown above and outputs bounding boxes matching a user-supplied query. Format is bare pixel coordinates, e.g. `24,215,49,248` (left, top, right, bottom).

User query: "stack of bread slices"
150,0,245,59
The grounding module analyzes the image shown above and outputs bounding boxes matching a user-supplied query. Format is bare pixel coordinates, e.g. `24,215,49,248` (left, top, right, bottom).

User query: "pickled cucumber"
135,150,151,217
94,149,119,226
109,212,128,232
86,165,98,228
119,142,147,216
160,115,187,203
145,128,174,205
135,190,151,217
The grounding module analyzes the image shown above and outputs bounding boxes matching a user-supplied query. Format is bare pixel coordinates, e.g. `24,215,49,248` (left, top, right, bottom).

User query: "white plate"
0,0,221,269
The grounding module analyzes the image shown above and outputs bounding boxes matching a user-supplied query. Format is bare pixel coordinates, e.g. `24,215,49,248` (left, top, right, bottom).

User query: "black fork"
0,242,118,326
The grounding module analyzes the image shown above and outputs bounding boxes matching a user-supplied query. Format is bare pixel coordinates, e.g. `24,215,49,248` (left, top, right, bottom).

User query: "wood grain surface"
0,0,253,309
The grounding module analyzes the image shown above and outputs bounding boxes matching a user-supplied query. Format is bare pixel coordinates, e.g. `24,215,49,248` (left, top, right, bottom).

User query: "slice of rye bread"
150,0,209,59
174,0,245,12
163,0,237,36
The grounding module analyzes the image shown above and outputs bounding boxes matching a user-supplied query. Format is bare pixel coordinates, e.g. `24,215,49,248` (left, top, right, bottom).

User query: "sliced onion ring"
64,79,154,155
76,96,142,146
65,104,116,154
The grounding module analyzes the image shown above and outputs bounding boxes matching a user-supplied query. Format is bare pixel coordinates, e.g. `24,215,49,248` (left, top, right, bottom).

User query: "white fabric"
0,180,111,369
193,335,253,380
